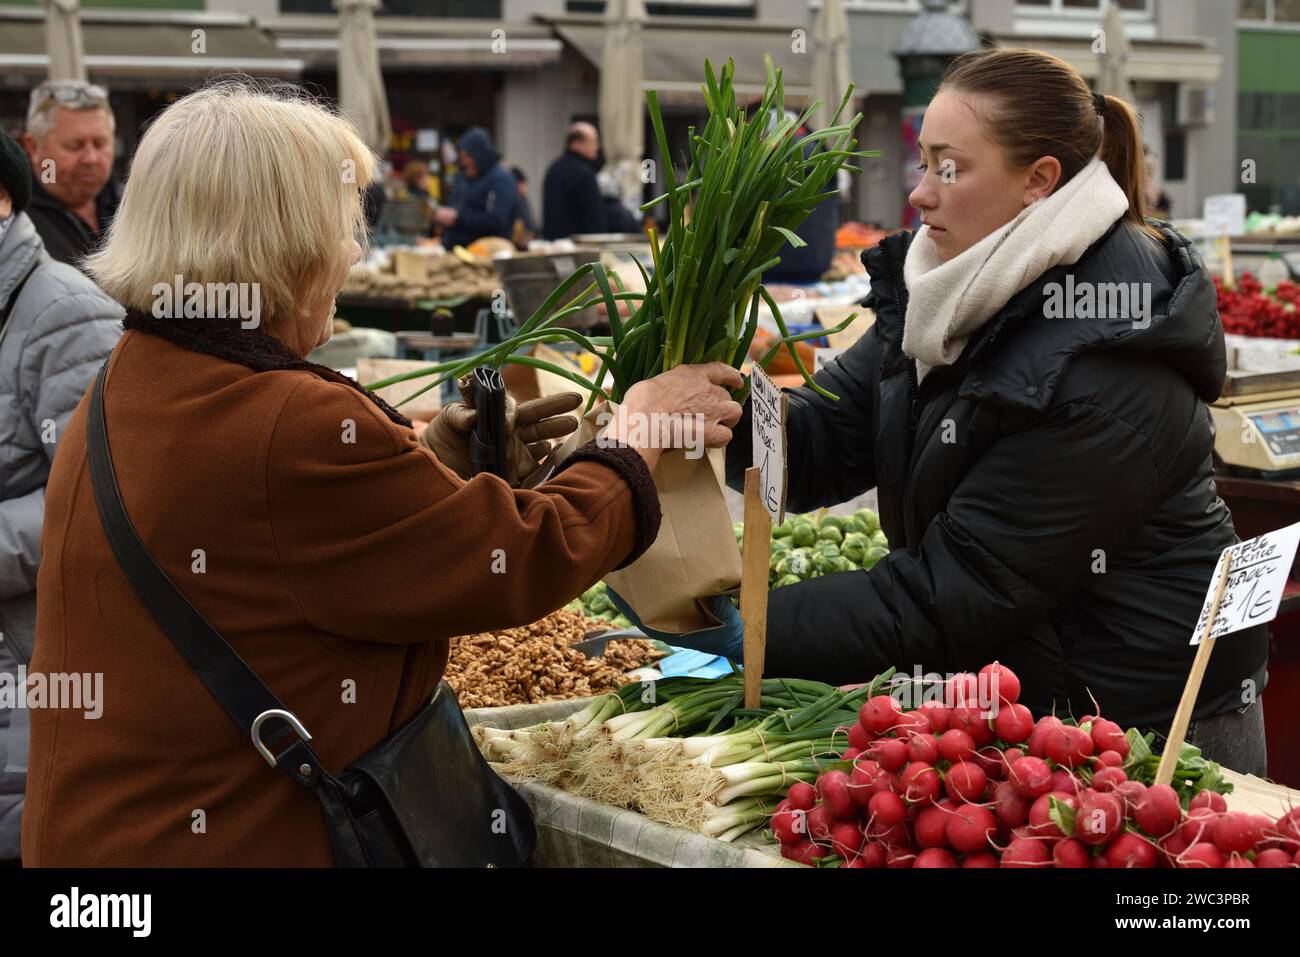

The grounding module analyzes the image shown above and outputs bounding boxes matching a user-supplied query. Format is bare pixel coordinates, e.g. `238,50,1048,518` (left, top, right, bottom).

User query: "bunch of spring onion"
474,669,896,843
365,57,876,410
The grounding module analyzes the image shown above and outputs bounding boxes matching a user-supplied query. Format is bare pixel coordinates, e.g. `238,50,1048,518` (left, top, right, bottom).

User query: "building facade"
0,0,1275,226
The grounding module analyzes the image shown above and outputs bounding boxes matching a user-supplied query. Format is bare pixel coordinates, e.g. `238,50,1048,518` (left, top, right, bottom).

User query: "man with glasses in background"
21,80,120,268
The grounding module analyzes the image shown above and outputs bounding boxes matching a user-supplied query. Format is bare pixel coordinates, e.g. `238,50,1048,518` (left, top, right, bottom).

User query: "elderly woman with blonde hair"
23,83,741,866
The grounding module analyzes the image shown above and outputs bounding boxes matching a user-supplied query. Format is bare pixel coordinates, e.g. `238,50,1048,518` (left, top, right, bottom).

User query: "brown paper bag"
549,401,742,634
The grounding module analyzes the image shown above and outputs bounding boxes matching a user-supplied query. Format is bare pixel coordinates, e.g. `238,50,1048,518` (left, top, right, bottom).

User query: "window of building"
281,0,504,15
1238,0,1300,25
1016,0,1151,13
565,0,755,15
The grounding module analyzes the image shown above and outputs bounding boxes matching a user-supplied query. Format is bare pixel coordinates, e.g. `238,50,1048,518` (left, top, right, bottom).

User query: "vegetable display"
566,583,634,630
475,659,1297,865
763,662,1283,868
476,670,897,843
365,59,874,408
1216,272,1300,339
735,507,890,589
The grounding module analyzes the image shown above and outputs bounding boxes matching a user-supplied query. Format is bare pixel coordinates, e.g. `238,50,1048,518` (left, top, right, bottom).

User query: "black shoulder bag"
85,362,535,867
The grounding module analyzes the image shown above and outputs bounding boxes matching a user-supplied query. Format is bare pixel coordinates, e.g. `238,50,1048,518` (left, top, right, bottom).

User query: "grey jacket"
0,212,121,858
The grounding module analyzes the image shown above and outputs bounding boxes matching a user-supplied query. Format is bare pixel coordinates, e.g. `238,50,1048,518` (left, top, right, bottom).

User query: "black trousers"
1151,698,1267,778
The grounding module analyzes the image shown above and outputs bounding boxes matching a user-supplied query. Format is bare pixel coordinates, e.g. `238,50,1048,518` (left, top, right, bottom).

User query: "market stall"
447,503,1300,868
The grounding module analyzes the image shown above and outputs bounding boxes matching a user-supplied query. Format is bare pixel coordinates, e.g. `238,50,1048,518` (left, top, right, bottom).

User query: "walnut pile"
444,609,664,709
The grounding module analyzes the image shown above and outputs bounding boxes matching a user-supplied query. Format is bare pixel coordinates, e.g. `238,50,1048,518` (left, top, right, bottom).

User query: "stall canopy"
336,0,391,154
553,16,813,105
44,0,87,82
267,16,562,71
997,35,1222,85
0,11,302,79
599,0,646,210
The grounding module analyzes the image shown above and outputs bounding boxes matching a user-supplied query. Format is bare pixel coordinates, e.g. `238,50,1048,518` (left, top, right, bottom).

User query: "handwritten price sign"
750,364,788,525
1191,522,1300,644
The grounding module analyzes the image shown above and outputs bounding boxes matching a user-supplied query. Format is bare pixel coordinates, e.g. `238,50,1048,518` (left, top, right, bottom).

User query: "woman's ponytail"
1097,94,1159,239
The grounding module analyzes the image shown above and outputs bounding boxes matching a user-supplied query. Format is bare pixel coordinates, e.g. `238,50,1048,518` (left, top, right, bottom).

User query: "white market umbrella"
811,0,851,133
1097,0,1136,104
45,0,87,82
335,0,392,154
598,0,647,216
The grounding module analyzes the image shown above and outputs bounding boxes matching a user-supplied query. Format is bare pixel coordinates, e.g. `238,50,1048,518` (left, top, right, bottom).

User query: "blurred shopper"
20,81,120,268
597,166,643,235
432,127,518,249
542,122,605,239
0,128,121,865
22,83,740,866
401,160,431,200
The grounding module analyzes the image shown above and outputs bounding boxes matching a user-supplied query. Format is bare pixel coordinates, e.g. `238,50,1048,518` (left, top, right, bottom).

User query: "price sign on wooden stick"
741,366,788,707
1156,522,1300,785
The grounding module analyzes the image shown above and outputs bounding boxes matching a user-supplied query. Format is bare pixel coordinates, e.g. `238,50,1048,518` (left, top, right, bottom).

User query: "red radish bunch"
1216,273,1300,339
767,660,1290,868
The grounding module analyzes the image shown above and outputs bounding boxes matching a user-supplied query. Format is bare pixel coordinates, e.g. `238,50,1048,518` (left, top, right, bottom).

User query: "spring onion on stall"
474,669,896,840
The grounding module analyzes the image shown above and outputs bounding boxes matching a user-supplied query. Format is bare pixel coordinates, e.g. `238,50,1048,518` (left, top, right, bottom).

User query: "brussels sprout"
814,554,838,576
817,525,844,545
864,545,889,567
773,521,793,540
791,523,817,547
841,532,869,564
770,540,792,558
773,574,802,589
856,509,882,535
816,542,841,559
818,515,846,534
833,556,856,573
589,593,613,615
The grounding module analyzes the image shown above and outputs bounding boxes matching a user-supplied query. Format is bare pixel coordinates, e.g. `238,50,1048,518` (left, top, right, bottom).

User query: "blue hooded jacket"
443,127,519,248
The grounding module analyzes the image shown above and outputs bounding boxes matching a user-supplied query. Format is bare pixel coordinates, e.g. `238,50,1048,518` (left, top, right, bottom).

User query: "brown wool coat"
23,328,658,866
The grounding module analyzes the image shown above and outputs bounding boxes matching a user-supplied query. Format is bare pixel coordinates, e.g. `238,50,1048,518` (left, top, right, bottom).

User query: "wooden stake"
1155,553,1234,787
740,467,772,709
1220,235,1235,287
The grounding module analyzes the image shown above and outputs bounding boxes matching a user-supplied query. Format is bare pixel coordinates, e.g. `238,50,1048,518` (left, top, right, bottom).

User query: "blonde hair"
86,80,376,334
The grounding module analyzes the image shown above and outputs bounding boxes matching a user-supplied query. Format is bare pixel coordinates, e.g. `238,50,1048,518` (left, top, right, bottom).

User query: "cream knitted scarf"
902,156,1130,380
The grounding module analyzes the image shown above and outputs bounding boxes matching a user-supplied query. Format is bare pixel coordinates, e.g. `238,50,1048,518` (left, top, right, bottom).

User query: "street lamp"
892,0,980,228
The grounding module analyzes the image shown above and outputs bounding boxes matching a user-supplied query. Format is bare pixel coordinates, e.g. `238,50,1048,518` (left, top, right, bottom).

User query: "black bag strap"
85,361,327,791
0,259,40,334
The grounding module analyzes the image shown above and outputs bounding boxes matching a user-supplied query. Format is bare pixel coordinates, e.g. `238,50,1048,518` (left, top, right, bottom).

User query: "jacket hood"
863,221,1227,410
459,127,497,177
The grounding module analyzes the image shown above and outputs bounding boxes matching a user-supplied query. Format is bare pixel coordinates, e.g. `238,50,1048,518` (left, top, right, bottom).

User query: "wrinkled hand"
608,363,744,472
420,383,582,486
607,587,745,661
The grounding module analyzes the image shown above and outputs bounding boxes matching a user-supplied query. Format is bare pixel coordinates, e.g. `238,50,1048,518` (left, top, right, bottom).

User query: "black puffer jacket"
726,221,1268,731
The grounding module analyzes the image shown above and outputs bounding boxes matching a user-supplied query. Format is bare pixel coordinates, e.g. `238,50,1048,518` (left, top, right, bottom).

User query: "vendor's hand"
607,587,745,661
610,363,743,471
433,206,459,227
419,386,583,485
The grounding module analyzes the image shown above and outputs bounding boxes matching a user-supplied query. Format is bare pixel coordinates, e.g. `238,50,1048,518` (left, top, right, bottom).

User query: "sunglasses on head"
32,83,109,113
